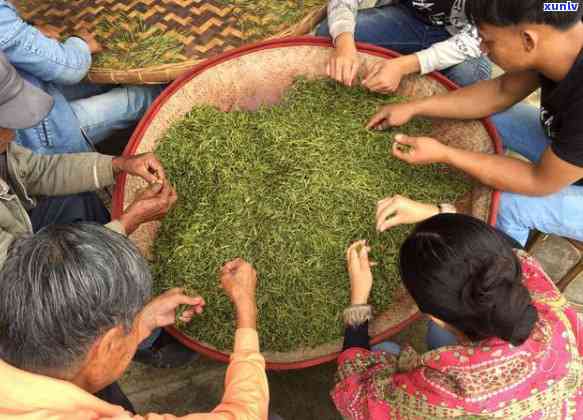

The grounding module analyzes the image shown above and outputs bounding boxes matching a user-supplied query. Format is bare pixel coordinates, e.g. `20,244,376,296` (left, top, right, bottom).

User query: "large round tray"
112,36,502,370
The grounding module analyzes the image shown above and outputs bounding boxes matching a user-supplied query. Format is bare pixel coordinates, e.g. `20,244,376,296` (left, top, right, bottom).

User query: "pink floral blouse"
331,252,583,419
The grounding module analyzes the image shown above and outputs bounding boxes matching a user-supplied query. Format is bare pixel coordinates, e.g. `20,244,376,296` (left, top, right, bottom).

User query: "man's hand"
327,33,360,87
366,103,417,130
113,152,167,184
140,288,205,338
376,195,440,232
220,258,258,329
346,241,374,305
74,29,103,54
391,134,450,165
117,181,177,235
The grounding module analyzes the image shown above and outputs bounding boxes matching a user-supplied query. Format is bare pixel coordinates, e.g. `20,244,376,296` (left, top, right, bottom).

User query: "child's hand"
327,33,360,87
362,59,406,93
346,241,374,305
362,55,420,93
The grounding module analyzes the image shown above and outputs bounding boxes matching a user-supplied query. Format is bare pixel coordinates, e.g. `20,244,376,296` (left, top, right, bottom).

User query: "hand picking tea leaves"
152,78,471,352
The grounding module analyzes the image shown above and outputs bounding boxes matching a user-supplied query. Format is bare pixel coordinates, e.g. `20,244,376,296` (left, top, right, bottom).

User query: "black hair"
466,0,583,30
399,214,538,346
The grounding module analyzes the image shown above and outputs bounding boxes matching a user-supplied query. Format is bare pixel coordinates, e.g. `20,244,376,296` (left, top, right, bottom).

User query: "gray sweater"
327,0,483,75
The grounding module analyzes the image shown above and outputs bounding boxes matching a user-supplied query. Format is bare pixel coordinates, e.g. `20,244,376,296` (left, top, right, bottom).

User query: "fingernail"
395,134,403,140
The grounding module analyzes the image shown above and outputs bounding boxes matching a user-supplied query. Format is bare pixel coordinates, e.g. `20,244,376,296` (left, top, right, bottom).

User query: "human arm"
324,0,362,86
415,25,483,75
361,25,484,93
375,195,443,232
150,259,267,420
341,241,375,351
361,54,421,94
391,134,583,196
13,144,175,235
366,71,540,129
14,144,166,197
0,2,96,84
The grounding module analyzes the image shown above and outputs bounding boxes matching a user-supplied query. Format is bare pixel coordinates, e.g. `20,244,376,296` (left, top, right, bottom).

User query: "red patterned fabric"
331,253,583,419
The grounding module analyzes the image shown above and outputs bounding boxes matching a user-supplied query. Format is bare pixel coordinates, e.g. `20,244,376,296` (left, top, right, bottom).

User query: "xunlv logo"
543,1,580,11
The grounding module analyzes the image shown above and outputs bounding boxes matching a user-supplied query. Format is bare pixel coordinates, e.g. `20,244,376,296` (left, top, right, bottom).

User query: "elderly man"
0,48,173,264
0,223,269,419
0,49,198,373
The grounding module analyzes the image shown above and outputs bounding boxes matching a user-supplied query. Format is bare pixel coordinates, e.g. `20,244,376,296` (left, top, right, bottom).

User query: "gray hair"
0,223,152,374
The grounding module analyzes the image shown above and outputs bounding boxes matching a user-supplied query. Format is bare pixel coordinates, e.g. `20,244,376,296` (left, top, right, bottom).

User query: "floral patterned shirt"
331,252,583,419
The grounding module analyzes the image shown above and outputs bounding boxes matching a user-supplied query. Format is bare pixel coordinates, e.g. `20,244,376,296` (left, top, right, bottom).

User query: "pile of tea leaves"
218,0,326,41
152,78,471,352
92,13,185,69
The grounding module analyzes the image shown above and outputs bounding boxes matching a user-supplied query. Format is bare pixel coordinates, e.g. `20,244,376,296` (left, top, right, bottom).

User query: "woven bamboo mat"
11,0,326,84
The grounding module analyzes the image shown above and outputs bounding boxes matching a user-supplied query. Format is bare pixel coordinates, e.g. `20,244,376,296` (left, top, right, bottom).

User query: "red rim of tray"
112,36,503,371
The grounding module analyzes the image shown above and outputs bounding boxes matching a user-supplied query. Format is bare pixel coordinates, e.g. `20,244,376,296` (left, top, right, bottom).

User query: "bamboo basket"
112,37,503,370
10,0,327,84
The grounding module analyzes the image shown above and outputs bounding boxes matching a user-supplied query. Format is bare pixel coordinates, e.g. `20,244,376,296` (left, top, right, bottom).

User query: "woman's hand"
346,240,374,305
376,195,440,232
327,33,360,87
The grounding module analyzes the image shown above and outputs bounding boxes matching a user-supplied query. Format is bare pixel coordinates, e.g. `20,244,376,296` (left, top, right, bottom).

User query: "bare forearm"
446,148,547,196
396,54,421,75
236,302,257,330
412,79,509,120
411,71,540,121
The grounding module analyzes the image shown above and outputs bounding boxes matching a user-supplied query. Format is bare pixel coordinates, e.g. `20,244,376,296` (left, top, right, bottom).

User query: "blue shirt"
0,0,93,154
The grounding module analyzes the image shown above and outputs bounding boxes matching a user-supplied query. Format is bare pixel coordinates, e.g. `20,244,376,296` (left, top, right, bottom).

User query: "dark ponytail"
399,214,538,346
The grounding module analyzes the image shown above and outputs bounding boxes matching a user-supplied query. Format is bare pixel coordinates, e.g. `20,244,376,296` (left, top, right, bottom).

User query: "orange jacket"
0,329,269,420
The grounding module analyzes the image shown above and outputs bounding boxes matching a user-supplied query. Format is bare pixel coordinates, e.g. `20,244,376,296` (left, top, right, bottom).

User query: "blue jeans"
316,4,491,87
372,321,457,355
491,103,583,246
60,83,164,148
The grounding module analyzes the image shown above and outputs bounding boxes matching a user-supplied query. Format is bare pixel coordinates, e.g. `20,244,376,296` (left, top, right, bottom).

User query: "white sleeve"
414,24,483,75
327,0,361,40
326,0,396,41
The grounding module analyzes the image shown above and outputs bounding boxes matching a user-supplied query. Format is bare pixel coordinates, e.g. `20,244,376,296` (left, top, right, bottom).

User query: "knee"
446,57,492,87
124,85,162,114
496,192,531,246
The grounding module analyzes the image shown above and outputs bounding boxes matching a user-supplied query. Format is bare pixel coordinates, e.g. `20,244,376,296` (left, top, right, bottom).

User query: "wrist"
117,213,138,236
335,33,356,54
111,157,125,175
425,203,441,219
395,55,421,75
235,303,257,329
440,144,455,165
350,290,370,305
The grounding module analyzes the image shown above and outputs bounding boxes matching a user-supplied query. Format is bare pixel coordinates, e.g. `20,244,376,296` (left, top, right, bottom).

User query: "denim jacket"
0,0,93,154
